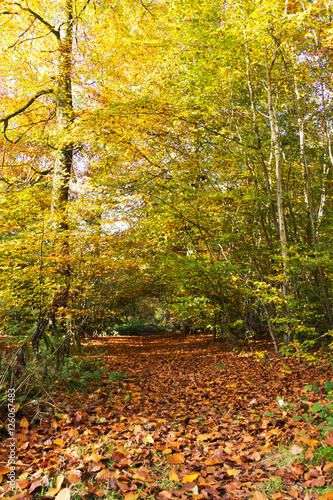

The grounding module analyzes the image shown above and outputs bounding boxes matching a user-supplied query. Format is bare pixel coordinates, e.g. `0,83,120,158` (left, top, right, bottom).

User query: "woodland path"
1,333,332,500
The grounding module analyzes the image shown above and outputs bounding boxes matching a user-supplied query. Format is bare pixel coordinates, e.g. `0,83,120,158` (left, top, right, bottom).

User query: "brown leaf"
251,492,268,500
167,453,185,464
311,476,326,487
323,463,333,473
204,457,221,465
29,480,41,494
96,469,114,481
74,410,83,422
67,470,82,485
168,466,179,482
20,417,29,429
123,493,139,500
289,444,303,456
112,451,127,462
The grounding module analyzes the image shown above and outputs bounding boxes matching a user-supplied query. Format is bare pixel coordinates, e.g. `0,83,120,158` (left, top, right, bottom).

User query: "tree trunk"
51,0,74,279
265,45,290,343
293,77,332,328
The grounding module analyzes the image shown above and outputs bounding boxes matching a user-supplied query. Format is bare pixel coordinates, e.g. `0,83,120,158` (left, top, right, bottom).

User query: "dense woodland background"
1,0,333,372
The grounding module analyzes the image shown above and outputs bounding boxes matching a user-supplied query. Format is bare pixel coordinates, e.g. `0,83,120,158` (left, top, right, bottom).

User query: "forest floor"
1,333,333,500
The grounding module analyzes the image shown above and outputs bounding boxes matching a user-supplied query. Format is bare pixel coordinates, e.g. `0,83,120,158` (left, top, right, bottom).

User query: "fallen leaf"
311,476,326,487
55,474,65,491
167,453,185,464
20,417,29,429
53,438,64,446
182,473,199,483
55,488,71,500
96,469,114,481
226,469,240,476
252,492,268,500
67,470,82,484
204,457,220,465
169,466,179,482
124,493,138,500
289,444,303,456
29,480,41,494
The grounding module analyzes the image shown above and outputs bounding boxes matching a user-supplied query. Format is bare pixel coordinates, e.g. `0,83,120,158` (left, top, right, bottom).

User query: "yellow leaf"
197,434,209,441
55,488,71,500
55,475,65,490
85,454,107,462
226,469,240,476
46,488,60,497
124,493,139,500
182,473,199,483
53,438,64,446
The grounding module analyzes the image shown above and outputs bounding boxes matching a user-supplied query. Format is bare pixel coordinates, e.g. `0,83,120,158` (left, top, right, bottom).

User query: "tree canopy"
1,0,333,359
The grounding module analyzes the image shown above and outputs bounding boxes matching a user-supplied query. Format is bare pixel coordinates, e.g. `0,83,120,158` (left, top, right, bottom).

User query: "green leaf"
312,403,324,414
325,381,333,393
293,415,302,421
313,381,319,392
301,395,308,401
305,385,313,391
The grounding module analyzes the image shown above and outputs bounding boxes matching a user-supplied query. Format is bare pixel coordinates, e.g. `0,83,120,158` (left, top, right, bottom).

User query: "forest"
1,0,333,499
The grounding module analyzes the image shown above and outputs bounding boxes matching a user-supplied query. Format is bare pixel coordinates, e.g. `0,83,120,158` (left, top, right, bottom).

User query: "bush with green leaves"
293,381,333,425
49,356,108,392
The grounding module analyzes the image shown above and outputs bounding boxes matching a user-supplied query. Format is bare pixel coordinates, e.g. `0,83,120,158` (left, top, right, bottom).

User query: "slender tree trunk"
293,77,332,328
246,53,280,241
265,45,290,343
51,0,74,279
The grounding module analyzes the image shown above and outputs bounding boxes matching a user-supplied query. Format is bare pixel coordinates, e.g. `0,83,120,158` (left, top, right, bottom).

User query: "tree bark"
265,44,290,343
51,0,74,279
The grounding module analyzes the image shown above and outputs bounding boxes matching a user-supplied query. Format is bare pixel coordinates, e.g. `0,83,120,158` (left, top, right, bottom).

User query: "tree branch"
13,2,60,39
0,89,54,136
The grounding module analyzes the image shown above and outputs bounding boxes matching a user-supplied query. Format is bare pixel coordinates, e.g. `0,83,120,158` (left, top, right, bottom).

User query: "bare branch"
138,0,156,18
0,89,54,132
13,2,60,39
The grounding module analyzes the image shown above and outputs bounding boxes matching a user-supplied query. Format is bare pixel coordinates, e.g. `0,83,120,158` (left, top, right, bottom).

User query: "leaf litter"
1,333,332,499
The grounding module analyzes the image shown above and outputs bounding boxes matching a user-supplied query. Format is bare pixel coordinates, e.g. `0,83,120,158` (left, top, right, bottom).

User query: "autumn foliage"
1,334,333,499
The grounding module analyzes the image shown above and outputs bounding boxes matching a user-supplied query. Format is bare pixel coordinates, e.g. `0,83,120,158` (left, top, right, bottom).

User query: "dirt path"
1,334,332,499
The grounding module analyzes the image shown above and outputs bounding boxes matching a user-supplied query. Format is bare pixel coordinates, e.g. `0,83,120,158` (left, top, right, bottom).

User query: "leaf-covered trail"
2,334,333,500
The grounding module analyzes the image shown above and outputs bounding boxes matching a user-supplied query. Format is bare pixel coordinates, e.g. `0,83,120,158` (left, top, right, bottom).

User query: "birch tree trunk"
265,44,290,343
293,77,333,328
